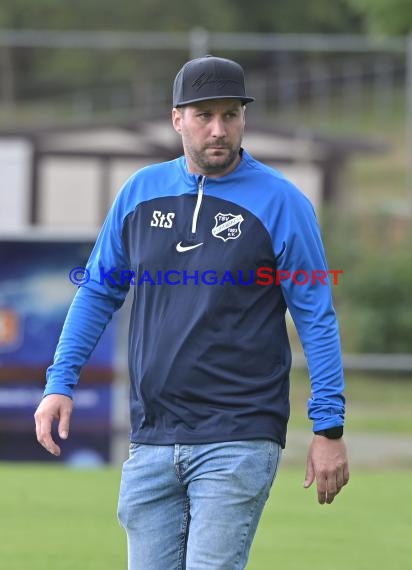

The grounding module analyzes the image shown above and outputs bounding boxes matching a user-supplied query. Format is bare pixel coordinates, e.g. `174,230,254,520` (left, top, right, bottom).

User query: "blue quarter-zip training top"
44,149,345,448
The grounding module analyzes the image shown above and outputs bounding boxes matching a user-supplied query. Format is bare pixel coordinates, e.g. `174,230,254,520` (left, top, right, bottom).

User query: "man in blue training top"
35,55,349,569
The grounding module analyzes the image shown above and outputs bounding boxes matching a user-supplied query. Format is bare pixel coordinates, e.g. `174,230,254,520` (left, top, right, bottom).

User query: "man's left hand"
304,436,349,504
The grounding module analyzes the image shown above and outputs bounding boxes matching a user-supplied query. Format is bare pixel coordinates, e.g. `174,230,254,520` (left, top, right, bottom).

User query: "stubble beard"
184,138,243,176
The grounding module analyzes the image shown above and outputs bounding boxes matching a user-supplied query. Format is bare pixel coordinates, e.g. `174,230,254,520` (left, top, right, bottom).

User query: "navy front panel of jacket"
44,150,345,448
122,192,291,446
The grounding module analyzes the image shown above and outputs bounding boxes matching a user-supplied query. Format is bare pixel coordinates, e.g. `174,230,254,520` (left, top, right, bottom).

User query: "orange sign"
0,309,19,346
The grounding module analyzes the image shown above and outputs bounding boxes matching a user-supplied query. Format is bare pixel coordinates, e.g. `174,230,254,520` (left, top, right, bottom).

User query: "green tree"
0,0,235,32
344,249,412,353
227,0,364,34
323,212,412,354
0,0,365,110
346,0,412,35
0,0,364,33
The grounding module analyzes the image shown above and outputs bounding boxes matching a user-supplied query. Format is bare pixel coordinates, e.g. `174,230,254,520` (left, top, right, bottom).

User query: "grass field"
2,371,411,568
0,463,410,569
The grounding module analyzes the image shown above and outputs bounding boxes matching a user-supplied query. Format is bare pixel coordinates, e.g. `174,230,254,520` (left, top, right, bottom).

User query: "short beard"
186,144,241,176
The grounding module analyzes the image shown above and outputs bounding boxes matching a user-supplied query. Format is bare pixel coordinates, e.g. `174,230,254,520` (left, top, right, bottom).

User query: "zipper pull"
191,176,205,235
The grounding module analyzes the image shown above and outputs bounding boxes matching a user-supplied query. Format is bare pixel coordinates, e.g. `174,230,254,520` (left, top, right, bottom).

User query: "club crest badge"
212,213,244,242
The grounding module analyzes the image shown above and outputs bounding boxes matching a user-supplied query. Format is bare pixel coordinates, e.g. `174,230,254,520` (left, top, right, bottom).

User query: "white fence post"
189,28,210,60
406,33,412,219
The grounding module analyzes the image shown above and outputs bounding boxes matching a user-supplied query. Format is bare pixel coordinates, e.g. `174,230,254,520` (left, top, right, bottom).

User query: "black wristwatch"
314,426,343,439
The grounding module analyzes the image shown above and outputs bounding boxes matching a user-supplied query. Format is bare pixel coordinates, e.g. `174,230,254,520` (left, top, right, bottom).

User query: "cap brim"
174,95,255,107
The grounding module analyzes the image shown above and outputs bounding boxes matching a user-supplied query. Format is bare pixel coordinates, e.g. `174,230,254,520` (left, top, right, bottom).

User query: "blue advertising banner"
0,237,118,463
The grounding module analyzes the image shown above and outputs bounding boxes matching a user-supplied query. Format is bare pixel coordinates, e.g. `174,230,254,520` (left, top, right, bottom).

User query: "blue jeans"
117,439,282,569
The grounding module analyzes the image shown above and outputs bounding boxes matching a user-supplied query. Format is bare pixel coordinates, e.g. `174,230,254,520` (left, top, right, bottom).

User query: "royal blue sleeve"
44,287,123,397
44,178,134,398
273,185,345,431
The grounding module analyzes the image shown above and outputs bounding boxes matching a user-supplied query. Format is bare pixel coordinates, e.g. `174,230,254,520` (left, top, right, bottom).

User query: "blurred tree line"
0,0,364,33
323,212,412,354
0,0,365,110
0,0,409,109
346,0,412,36
0,0,410,34
1,0,411,354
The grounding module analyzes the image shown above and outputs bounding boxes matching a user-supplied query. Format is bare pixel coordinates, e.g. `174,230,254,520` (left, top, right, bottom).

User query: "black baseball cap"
173,55,255,107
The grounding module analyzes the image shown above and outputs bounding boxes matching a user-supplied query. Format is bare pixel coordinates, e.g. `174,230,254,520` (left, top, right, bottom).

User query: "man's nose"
210,117,227,138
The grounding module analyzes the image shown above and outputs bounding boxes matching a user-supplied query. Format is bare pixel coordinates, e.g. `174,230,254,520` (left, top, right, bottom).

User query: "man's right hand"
34,394,73,456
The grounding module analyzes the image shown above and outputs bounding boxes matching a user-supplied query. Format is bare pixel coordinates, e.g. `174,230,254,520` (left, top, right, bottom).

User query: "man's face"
172,99,246,177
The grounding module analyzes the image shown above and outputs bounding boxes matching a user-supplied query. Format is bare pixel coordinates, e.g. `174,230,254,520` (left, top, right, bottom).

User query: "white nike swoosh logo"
176,241,204,253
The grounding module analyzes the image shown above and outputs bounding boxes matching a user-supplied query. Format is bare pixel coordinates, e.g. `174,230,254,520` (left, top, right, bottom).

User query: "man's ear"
172,108,183,134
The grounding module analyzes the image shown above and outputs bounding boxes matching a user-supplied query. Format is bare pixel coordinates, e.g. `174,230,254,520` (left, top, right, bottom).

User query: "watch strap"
314,426,343,439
